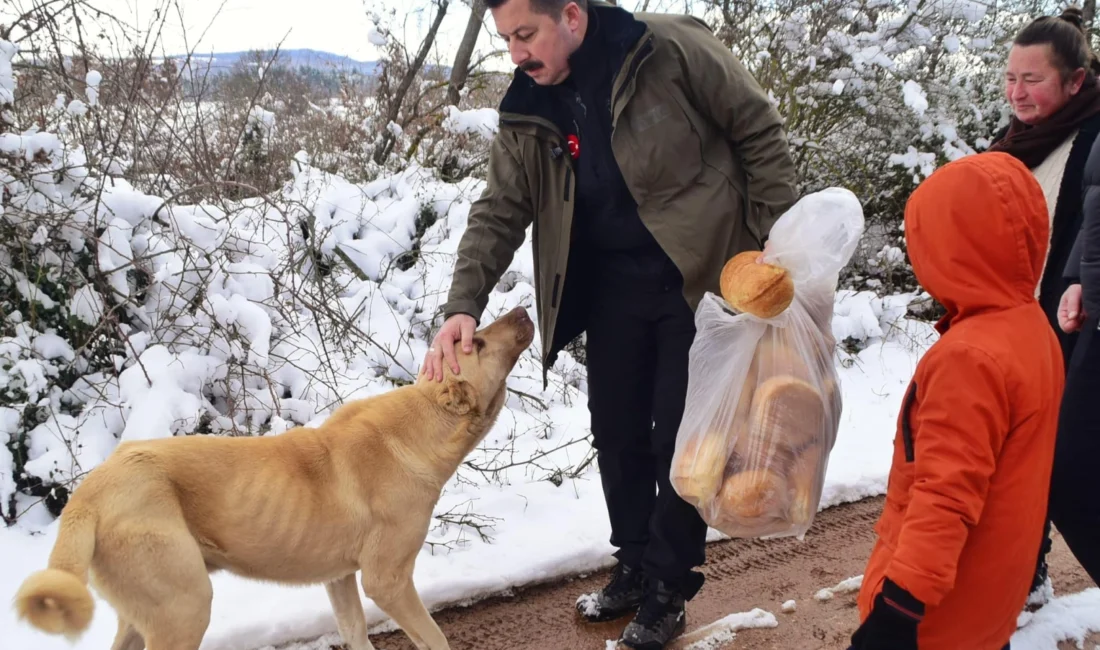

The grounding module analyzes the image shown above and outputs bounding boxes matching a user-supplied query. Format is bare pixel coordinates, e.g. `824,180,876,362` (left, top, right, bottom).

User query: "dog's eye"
473,337,486,352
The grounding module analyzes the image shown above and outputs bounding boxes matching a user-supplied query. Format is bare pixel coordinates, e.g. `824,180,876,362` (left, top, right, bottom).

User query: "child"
849,152,1065,650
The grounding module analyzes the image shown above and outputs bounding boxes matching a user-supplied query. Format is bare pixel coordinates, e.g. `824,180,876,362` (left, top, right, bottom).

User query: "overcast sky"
2,0,684,66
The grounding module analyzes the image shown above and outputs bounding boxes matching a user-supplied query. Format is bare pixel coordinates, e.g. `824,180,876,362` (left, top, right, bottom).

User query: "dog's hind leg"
110,617,145,650
325,574,376,650
94,527,212,650
361,569,448,650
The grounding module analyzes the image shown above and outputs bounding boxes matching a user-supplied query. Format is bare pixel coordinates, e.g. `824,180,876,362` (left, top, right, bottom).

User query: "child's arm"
886,342,1011,609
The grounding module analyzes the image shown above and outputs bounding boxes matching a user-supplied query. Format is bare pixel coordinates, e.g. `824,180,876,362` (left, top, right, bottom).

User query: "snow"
1012,589,1100,649
442,105,500,140
2,115,1098,650
0,39,16,105
902,79,929,116
85,70,102,107
781,599,797,613
367,26,387,47
67,99,88,117
816,575,865,601
680,609,779,649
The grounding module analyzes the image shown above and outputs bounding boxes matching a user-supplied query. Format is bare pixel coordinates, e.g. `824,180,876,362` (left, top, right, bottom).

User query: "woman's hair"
1014,6,1100,80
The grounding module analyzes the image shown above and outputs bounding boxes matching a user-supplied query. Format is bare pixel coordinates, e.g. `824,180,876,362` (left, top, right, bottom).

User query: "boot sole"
617,611,686,650
576,599,644,623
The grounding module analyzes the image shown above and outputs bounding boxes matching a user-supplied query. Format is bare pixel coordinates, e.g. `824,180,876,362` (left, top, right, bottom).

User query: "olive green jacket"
441,3,798,383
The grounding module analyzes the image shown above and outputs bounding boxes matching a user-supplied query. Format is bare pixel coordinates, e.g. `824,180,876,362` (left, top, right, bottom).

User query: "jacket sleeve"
439,133,533,322
886,342,1011,608
674,17,798,235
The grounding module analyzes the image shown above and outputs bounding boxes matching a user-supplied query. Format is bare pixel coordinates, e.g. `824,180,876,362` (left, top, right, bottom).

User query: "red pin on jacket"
567,134,580,159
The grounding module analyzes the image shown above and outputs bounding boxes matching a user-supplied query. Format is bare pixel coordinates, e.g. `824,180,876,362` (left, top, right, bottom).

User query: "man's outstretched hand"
421,314,477,382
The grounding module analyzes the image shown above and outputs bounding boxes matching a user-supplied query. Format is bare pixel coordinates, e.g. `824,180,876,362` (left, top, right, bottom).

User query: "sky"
1,0,674,66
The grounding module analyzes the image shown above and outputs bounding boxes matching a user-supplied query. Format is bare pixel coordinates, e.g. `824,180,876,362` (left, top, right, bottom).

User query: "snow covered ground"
1,128,1097,650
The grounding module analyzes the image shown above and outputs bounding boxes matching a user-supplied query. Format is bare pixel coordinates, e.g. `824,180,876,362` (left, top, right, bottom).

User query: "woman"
987,6,1100,604
1045,127,1100,588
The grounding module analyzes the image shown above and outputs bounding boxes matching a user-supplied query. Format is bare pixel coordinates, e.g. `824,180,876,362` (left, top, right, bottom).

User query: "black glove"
848,578,923,650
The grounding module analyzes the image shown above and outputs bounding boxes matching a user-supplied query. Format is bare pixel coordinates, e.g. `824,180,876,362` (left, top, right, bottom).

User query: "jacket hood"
904,152,1049,332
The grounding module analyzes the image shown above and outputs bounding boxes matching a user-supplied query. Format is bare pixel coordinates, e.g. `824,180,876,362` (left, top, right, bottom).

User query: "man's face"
490,0,585,85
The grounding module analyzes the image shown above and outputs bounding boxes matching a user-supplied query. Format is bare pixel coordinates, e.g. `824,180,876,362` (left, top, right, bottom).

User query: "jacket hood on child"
856,152,1065,650
904,151,1049,332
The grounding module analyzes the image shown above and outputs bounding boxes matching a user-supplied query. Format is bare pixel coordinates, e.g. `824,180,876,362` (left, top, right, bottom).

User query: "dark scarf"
988,77,1100,168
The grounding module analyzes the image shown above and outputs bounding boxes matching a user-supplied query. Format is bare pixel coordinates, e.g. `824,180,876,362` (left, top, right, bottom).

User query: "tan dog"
13,306,535,650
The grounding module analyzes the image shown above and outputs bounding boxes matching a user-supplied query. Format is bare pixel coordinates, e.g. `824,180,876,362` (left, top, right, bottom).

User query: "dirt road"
274,497,1094,650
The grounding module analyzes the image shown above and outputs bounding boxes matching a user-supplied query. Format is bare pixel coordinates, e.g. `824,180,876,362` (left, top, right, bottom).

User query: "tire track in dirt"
367,497,885,650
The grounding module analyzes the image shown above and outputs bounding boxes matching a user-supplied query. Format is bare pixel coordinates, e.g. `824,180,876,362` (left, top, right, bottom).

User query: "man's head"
486,0,588,85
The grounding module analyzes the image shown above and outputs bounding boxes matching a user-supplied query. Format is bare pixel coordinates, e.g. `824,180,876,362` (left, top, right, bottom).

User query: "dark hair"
1014,6,1100,80
485,0,587,17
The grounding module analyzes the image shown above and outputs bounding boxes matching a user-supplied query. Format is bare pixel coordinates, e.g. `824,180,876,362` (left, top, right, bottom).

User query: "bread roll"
788,443,823,526
720,251,795,319
671,431,730,505
716,469,790,520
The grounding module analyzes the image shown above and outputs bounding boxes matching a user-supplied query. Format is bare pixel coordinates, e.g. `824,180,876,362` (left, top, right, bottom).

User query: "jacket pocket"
616,81,704,200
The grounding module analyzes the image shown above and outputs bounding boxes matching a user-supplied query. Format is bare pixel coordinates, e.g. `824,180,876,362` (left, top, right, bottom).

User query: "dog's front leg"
361,568,449,650
325,574,376,650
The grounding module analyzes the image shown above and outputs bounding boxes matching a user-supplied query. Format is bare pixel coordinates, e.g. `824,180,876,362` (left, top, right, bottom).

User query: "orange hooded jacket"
856,152,1066,649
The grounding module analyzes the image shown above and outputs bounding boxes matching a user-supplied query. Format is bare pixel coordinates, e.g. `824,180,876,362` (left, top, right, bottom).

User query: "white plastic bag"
670,188,865,539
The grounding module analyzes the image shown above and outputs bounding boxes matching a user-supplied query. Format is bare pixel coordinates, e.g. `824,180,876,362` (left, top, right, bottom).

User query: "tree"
448,0,488,107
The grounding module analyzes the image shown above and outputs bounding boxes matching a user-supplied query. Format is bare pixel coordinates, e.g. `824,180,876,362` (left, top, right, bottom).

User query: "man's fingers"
461,320,475,353
441,334,460,375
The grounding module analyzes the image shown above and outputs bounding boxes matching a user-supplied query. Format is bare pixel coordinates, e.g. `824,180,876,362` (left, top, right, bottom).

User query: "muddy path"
272,496,1093,650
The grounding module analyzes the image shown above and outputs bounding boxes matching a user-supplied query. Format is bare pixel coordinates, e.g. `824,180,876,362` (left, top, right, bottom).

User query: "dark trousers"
1046,315,1100,585
584,275,709,600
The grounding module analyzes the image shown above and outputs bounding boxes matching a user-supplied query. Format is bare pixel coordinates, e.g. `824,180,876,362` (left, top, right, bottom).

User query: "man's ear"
437,379,478,416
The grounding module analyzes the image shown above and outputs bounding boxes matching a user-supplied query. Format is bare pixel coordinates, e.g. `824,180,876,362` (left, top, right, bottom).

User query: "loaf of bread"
684,372,830,536
720,251,795,319
671,431,730,507
745,375,825,453
716,468,789,520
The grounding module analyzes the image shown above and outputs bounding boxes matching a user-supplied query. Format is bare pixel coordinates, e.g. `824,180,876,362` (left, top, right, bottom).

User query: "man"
420,0,797,647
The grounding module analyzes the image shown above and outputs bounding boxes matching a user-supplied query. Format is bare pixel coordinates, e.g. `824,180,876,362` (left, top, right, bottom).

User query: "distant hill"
168,48,381,77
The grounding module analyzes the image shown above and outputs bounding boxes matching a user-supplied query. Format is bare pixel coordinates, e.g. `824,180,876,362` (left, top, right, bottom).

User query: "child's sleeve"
885,342,1011,608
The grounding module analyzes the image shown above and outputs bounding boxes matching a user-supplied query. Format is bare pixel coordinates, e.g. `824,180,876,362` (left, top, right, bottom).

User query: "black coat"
1066,125,1100,320
995,113,1100,362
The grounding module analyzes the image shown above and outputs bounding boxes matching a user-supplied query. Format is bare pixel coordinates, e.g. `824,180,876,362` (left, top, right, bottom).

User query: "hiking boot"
576,562,647,623
618,579,687,650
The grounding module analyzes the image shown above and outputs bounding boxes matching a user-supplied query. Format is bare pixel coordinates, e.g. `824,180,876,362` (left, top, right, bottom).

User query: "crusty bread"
720,251,795,319
746,375,826,453
716,469,790,520
672,430,730,506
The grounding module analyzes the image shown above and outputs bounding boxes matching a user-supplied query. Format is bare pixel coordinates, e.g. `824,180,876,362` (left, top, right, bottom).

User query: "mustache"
520,60,544,72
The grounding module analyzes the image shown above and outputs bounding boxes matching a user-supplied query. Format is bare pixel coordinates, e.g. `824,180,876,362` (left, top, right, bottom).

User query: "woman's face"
1005,44,1086,125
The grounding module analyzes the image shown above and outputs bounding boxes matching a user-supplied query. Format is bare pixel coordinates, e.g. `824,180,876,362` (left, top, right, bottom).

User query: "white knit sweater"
1029,131,1078,297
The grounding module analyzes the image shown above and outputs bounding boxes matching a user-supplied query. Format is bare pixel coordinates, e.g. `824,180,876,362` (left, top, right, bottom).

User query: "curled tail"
14,507,96,639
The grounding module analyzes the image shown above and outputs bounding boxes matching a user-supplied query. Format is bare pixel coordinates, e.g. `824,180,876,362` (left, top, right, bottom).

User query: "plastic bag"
670,188,865,540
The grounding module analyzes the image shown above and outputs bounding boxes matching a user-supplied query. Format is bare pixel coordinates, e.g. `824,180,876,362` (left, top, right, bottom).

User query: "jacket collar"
498,3,646,124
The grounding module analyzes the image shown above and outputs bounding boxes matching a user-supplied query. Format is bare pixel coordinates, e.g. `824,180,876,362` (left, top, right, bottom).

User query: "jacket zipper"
900,381,918,463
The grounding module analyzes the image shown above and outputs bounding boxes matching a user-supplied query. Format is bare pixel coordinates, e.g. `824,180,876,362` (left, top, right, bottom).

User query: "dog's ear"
437,379,478,416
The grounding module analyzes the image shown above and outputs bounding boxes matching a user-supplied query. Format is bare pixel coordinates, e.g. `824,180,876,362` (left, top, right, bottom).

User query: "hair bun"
1061,5,1085,30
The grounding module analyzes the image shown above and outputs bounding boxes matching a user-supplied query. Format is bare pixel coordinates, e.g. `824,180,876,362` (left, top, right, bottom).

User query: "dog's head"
432,306,535,420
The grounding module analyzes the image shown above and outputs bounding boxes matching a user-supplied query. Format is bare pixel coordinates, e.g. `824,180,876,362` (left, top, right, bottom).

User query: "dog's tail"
14,506,97,639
